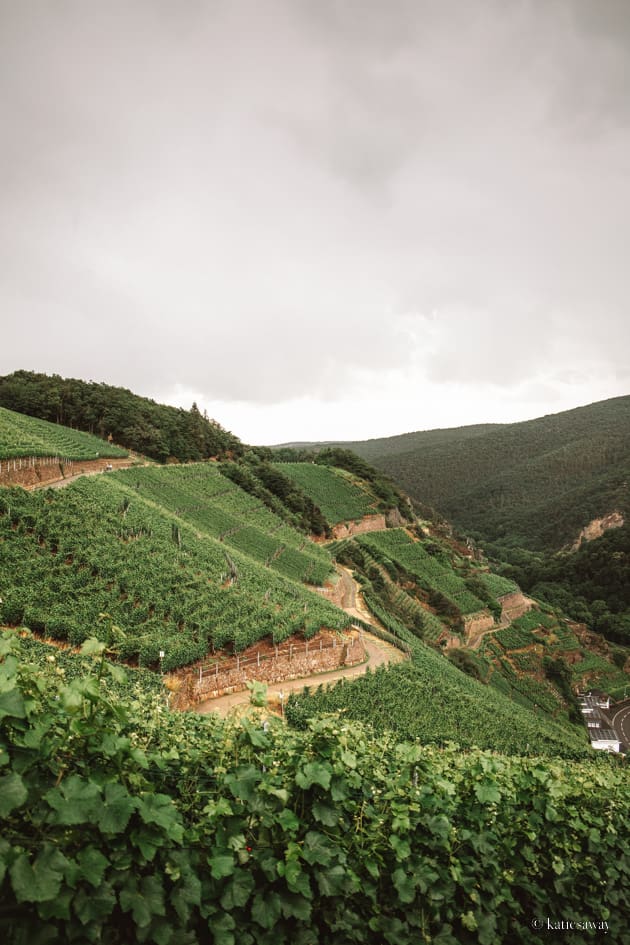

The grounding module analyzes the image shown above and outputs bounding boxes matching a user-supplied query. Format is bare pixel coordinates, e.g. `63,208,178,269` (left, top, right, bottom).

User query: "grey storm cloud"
1,0,629,437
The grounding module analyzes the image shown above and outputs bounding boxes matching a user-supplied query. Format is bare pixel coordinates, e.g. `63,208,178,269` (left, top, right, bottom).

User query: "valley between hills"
0,371,628,944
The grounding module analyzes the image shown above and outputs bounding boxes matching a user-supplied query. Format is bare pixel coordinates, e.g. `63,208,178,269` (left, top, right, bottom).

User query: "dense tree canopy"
336,395,630,551
493,524,630,645
0,371,242,463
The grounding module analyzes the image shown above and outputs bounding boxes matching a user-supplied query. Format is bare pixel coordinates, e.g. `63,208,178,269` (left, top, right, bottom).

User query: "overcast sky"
2,0,629,444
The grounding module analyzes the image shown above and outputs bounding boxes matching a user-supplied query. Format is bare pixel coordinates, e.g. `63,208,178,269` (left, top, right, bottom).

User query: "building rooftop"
590,729,619,743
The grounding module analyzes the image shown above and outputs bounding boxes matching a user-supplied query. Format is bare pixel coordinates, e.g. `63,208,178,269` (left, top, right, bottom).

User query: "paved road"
610,699,630,747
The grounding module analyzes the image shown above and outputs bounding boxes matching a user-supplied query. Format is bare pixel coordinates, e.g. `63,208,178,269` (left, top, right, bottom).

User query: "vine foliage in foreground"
0,629,628,944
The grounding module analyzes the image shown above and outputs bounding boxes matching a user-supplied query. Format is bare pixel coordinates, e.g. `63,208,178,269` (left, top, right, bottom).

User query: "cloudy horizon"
2,0,629,444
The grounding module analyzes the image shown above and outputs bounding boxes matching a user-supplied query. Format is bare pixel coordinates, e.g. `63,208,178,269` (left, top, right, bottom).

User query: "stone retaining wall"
463,609,495,638
190,633,366,704
0,456,132,489
331,514,387,539
499,591,533,622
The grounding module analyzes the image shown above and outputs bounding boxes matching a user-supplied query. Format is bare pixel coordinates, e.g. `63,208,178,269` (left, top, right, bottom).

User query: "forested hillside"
291,421,504,463
0,370,242,462
323,395,630,552
497,522,630,646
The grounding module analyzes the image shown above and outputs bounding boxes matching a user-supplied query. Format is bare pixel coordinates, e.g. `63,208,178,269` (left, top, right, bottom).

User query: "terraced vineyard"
115,464,333,584
0,405,127,460
494,623,541,650
286,634,591,758
386,585,446,641
356,528,514,615
357,544,447,642
480,571,521,597
478,607,630,707
0,477,349,668
274,462,376,523
487,667,564,715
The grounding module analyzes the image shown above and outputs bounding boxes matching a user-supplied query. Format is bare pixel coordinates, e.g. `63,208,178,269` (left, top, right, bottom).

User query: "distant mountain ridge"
273,422,504,457
290,395,630,553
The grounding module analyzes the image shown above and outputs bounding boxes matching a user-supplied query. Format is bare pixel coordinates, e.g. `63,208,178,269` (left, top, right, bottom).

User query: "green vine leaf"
0,771,27,817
